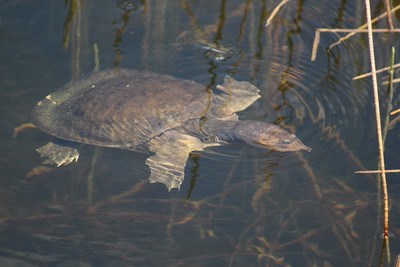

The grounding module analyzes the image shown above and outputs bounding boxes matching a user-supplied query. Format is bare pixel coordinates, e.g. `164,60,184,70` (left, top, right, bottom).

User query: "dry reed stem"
388,114,400,129
311,29,400,61
364,0,390,239
390,109,400,115
384,0,394,30
354,62,400,80
311,3,400,61
356,170,400,174
319,29,400,33
383,77,400,85
265,0,290,27
329,4,400,49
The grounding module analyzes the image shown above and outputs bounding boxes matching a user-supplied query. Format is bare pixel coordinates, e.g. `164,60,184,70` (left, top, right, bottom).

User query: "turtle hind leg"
36,142,79,167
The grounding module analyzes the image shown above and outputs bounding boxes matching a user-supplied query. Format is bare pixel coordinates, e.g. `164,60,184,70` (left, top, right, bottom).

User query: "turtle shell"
32,69,210,150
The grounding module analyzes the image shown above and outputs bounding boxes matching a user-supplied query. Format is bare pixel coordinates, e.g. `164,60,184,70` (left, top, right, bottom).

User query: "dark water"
1,0,400,266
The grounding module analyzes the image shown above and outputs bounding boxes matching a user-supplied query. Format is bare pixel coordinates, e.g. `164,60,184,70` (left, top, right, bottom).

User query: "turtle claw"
36,142,79,167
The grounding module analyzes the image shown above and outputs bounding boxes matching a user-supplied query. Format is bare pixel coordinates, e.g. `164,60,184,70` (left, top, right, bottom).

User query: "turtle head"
233,121,311,152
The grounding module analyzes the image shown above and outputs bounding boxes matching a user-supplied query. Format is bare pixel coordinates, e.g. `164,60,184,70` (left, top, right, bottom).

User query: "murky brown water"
1,0,400,266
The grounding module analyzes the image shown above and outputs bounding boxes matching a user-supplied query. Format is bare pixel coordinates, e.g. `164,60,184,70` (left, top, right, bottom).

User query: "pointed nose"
302,145,312,152
294,138,311,152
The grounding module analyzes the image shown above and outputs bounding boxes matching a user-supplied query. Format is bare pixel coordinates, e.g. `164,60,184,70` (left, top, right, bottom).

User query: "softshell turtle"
32,69,310,190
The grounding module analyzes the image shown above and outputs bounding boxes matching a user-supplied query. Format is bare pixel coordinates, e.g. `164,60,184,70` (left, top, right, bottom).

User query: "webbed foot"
146,131,213,191
36,142,79,167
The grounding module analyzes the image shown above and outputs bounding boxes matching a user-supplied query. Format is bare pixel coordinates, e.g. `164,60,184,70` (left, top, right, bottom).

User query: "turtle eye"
280,139,291,145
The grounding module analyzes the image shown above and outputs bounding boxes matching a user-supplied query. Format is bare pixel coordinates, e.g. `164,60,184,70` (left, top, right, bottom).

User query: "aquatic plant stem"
382,47,395,145
365,0,390,242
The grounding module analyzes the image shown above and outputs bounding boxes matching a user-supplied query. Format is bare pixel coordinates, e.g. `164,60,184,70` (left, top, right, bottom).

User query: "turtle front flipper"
146,131,217,191
36,142,79,167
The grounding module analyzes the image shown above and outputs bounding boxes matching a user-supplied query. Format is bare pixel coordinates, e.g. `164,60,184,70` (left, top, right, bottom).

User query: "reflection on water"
1,0,400,266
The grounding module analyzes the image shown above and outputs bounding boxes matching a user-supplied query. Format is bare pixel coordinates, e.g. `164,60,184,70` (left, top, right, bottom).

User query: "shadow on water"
1,0,400,266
